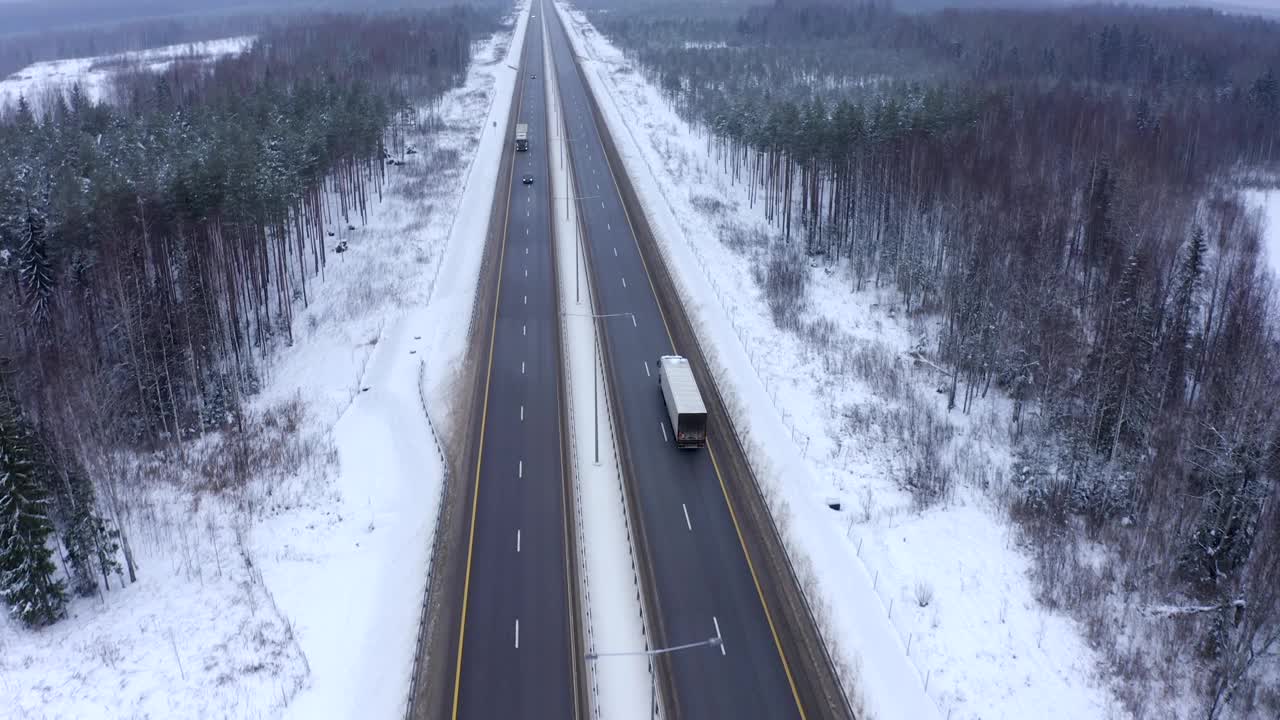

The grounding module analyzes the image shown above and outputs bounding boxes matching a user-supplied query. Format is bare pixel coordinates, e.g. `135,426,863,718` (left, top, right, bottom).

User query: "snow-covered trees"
0,397,66,628
0,8,493,628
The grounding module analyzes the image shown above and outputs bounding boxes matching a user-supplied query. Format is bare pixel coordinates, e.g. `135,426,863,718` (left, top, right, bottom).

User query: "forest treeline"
588,1,1280,716
0,0,501,83
0,6,496,628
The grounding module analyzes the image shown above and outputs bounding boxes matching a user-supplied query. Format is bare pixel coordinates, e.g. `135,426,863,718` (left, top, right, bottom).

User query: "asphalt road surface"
544,5,806,719
451,8,580,719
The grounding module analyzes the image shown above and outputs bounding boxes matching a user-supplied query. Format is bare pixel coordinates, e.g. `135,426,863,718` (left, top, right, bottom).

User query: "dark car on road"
522,174,535,185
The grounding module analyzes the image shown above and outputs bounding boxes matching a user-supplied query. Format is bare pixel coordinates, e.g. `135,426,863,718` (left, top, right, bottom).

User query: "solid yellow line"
450,17,524,717
706,443,808,720
570,20,807,716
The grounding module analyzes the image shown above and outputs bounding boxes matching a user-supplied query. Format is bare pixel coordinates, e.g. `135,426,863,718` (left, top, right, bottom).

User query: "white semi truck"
658,355,707,449
515,123,529,151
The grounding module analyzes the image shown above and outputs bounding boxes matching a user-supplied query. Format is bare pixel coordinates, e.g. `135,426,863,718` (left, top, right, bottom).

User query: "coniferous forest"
0,6,495,628
584,0,1280,715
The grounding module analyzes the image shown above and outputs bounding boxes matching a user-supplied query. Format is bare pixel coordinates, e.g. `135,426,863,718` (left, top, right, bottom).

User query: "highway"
543,3,817,718
448,6,582,719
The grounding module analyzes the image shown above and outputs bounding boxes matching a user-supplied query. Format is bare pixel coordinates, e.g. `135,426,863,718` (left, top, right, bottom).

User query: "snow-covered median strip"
544,13,654,719
554,2,1119,719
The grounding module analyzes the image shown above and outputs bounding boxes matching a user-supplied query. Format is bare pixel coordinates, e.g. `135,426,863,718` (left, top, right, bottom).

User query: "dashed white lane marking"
713,616,725,655
601,201,605,209
661,422,668,442
644,362,650,377
631,314,637,327
517,529,522,552
523,324,527,336
515,619,520,648
524,295,528,305
682,503,691,530
525,268,529,278
614,247,618,256
526,227,529,235
522,361,526,374
521,405,525,421
607,223,611,230
519,460,524,478
621,277,627,288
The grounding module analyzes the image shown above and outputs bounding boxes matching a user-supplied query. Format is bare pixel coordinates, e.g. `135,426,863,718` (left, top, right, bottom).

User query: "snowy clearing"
0,10,523,719
0,37,254,113
1244,189,1280,285
555,2,1122,719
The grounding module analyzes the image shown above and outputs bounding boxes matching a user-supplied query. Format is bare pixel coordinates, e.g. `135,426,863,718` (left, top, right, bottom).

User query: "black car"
522,174,535,185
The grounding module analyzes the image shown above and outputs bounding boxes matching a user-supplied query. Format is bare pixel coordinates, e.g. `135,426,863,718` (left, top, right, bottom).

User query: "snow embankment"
0,36,254,113
0,6,525,719
554,2,1120,719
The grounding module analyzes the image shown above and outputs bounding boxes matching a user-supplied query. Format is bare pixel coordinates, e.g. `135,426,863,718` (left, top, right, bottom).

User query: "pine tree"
0,399,66,628
1161,227,1205,411
32,434,118,597
18,200,55,322
1090,253,1156,461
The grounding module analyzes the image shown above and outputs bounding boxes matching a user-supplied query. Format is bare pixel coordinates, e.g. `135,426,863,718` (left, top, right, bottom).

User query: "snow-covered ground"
555,2,1123,718
1245,189,1280,284
0,5,526,718
0,36,254,113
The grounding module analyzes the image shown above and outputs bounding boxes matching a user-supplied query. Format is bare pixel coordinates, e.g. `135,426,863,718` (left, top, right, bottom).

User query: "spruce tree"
32,434,118,596
1161,227,1205,411
0,399,66,627
18,201,54,322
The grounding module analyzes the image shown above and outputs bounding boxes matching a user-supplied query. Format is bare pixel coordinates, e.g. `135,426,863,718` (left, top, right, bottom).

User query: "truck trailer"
515,123,529,151
657,355,707,449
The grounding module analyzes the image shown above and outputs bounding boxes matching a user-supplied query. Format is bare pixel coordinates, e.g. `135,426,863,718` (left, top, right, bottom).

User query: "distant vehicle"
516,123,529,152
657,355,707,448
522,174,535,185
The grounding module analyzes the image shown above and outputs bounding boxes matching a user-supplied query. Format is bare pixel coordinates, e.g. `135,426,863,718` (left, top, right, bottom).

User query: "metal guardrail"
404,358,453,720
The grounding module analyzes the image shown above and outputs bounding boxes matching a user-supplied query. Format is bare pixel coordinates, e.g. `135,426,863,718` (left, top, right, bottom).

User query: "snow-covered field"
0,6,525,718
0,37,254,113
555,2,1122,718
1245,189,1280,284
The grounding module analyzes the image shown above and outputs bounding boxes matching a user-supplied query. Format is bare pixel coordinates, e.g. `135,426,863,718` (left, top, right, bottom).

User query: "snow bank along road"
543,1,851,717
415,2,586,718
